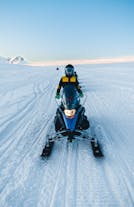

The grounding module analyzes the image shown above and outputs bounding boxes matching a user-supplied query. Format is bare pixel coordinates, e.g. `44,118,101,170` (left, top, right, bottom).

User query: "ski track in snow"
0,63,134,207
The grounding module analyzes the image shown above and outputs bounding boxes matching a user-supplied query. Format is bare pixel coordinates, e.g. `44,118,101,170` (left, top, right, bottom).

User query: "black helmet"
65,64,74,76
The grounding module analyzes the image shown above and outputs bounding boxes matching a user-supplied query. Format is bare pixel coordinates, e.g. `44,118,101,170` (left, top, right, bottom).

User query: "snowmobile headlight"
64,109,76,119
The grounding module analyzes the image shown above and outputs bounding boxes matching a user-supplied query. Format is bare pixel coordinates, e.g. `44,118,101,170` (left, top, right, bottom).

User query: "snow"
0,62,134,207
0,56,9,64
9,56,27,65
0,56,26,65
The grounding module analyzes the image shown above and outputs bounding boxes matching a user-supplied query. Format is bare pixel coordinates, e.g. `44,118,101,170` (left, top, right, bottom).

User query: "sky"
0,0,134,65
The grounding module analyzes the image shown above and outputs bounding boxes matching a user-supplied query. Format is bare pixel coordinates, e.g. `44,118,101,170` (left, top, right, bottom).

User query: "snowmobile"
41,85,103,158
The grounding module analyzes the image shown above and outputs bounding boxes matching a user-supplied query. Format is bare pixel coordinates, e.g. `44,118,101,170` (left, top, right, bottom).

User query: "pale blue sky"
0,0,134,63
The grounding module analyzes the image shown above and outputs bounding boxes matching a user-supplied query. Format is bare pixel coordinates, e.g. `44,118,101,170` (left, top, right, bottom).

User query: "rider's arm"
56,78,63,94
75,78,83,94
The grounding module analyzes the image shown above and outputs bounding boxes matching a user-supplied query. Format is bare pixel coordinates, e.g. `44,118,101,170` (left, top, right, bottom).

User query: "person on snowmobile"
54,85,89,132
55,64,83,99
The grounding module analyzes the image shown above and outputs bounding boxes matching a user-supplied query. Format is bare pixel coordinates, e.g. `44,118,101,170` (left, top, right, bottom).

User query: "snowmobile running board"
41,129,104,158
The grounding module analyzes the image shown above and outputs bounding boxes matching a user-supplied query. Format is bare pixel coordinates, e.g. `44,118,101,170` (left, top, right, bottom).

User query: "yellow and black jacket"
56,75,82,94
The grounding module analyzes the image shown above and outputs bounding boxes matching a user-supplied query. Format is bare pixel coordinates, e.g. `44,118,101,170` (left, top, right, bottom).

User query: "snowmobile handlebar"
55,93,87,108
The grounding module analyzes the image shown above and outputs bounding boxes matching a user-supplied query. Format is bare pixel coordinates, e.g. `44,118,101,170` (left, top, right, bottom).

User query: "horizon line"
28,56,134,67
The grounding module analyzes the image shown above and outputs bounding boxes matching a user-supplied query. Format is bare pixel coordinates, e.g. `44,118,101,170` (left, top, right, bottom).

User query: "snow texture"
0,62,134,207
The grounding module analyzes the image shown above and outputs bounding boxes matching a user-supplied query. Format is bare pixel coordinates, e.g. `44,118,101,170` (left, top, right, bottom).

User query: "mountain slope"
0,56,26,65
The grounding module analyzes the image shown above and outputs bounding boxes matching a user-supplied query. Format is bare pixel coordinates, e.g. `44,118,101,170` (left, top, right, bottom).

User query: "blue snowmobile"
41,85,103,158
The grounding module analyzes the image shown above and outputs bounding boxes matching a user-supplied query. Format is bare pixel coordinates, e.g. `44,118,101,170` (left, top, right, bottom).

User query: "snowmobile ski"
90,138,103,158
41,139,54,157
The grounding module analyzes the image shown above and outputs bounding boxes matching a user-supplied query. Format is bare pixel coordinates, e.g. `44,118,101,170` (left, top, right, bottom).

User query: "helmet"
65,64,74,77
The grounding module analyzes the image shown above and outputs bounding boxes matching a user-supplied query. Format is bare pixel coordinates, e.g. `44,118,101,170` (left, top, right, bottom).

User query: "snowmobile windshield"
61,85,80,110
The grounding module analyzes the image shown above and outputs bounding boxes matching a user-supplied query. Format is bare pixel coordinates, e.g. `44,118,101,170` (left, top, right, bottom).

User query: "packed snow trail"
0,63,134,207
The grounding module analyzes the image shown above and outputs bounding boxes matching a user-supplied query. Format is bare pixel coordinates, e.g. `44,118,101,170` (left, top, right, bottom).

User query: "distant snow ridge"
0,56,27,65
0,56,9,64
9,56,27,65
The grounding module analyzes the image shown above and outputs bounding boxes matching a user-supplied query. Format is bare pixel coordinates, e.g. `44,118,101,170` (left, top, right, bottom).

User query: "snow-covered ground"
0,62,134,207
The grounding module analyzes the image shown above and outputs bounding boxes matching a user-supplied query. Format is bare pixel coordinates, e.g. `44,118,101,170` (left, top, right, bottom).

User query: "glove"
79,92,84,98
55,93,60,99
